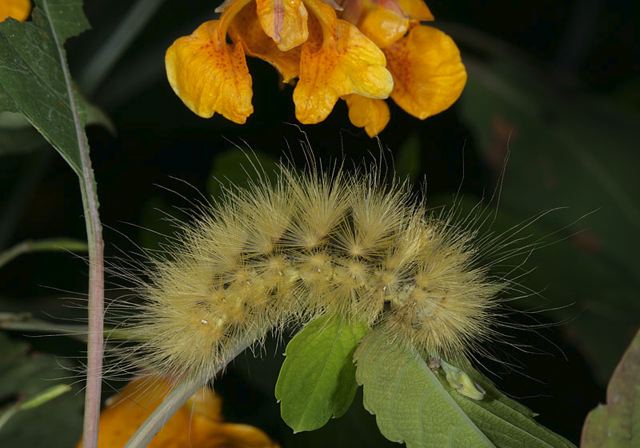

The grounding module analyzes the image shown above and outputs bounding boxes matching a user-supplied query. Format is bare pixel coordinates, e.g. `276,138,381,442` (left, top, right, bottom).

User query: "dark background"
0,0,638,446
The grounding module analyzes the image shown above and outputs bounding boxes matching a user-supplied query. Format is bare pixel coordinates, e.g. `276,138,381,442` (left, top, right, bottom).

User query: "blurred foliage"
0,333,83,446
581,330,640,447
454,28,640,383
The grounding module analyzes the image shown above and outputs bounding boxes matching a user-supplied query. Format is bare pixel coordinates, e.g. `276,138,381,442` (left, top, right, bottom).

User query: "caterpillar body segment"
126,164,502,382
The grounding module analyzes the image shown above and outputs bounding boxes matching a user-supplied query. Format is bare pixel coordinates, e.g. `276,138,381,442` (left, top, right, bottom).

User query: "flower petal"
358,5,409,49
255,0,309,51
165,20,253,123
293,0,393,124
202,423,280,447
0,0,30,22
395,0,433,21
229,4,301,82
385,25,466,119
344,94,390,137
76,376,278,448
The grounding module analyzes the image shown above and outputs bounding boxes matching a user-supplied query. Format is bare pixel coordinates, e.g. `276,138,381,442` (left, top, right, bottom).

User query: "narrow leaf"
0,238,88,269
19,384,72,411
275,315,370,432
581,329,640,448
0,334,83,446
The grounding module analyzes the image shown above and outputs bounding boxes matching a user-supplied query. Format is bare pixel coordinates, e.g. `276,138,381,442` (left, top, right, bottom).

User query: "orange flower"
165,0,465,136
343,94,389,137
0,0,31,22
342,0,466,134
76,376,279,448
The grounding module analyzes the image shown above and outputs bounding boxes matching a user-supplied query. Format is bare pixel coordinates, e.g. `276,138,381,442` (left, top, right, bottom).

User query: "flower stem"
124,339,253,448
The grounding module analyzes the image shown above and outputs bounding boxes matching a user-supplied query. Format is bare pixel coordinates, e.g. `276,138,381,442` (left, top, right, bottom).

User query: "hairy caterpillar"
113,159,512,386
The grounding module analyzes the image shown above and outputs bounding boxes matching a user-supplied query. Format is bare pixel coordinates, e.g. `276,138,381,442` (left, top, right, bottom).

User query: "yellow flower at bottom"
165,19,253,123
0,0,30,22
76,376,279,448
385,25,466,120
344,94,390,137
293,0,393,124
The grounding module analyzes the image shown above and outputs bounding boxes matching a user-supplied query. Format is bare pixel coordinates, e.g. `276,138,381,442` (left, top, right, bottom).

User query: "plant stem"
77,165,104,448
124,340,253,448
124,378,202,448
43,0,106,444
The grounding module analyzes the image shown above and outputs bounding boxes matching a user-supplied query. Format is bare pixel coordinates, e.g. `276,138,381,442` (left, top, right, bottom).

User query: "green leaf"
355,329,494,447
285,389,399,448
0,87,15,110
581,329,640,448
458,47,640,382
0,333,82,446
275,315,370,432
0,102,112,156
0,0,90,174
447,363,576,448
355,329,575,448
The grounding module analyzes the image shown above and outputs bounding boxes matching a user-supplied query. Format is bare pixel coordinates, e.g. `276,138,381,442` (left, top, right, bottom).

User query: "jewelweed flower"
165,0,465,135
342,0,467,134
0,0,30,22
76,376,279,447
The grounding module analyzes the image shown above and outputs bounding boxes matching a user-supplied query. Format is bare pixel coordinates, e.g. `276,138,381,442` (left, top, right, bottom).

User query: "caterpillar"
116,160,509,385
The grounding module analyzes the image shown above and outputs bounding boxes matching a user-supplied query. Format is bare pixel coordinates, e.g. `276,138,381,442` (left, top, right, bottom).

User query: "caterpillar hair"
109,158,532,386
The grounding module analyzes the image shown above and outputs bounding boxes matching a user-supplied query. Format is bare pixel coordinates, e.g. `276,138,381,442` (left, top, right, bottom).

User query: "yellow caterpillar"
120,162,504,384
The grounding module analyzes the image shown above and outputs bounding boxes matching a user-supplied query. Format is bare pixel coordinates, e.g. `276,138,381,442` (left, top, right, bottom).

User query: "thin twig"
125,340,253,448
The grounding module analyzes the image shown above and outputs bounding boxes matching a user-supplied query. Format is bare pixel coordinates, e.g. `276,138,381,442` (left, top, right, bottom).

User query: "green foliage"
355,329,493,447
0,0,92,174
395,133,421,181
458,50,640,382
275,315,369,432
581,329,640,447
286,389,399,448
0,333,82,446
208,149,279,199
0,238,87,269
448,364,576,448
354,328,575,448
